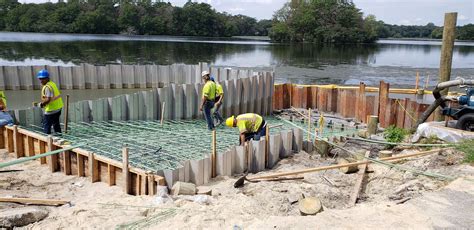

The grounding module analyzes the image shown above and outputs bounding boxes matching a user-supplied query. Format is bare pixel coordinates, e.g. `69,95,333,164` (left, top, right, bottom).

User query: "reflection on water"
4,88,143,110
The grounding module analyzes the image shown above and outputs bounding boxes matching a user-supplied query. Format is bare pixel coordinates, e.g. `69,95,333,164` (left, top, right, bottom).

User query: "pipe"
413,78,474,130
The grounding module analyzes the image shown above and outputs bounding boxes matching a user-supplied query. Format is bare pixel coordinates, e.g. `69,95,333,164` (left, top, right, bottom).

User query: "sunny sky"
21,0,474,26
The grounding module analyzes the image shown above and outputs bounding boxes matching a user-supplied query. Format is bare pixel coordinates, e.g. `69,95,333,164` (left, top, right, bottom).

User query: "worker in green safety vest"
34,69,64,134
225,113,267,145
0,90,6,111
200,71,217,130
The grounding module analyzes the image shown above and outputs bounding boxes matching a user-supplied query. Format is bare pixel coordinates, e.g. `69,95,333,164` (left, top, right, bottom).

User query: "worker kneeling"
225,113,267,145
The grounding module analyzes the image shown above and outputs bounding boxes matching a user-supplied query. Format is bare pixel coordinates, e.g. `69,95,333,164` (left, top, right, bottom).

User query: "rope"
395,99,417,122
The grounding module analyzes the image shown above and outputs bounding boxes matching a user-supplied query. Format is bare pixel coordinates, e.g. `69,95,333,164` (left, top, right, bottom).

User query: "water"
1,32,473,88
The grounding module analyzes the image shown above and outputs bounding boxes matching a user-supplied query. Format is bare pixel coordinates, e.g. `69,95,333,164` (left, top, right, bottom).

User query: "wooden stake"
122,146,131,194
0,197,69,206
64,95,70,133
63,150,71,175
349,151,370,206
160,102,166,125
13,125,24,158
211,129,217,178
367,115,379,135
89,152,99,182
415,72,420,91
265,125,269,167
47,135,58,172
307,108,312,141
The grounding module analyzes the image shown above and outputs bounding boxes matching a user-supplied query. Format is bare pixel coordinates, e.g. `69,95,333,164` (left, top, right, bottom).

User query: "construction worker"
200,71,216,130
0,90,6,111
225,113,267,145
35,69,63,134
210,77,224,126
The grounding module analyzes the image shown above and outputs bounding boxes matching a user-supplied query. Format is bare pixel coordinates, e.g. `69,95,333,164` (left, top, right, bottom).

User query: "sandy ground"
1,146,474,229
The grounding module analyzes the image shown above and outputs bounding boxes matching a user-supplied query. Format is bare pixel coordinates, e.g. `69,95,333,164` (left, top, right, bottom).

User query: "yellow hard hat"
225,116,235,127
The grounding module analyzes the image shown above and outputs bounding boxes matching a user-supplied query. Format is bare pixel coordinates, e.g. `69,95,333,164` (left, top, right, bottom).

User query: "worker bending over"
0,90,13,126
225,113,267,145
210,77,224,126
0,90,6,111
200,71,217,130
35,69,64,134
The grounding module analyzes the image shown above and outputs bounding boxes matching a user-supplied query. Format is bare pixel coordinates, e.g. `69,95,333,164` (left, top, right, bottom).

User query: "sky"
22,0,474,26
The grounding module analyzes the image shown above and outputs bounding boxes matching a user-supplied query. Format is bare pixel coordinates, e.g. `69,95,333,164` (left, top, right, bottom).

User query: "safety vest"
41,81,63,112
202,81,217,100
0,91,6,109
236,113,263,133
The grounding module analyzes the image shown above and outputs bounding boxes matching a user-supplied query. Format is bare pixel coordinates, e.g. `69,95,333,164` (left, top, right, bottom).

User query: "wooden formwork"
0,126,165,196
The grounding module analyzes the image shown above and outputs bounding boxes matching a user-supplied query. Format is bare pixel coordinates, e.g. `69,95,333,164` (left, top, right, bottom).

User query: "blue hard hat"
210,77,215,82
37,69,50,79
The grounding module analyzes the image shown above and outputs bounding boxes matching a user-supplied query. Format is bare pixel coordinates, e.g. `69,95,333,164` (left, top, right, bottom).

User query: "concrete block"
97,65,110,89
122,65,135,88
108,65,123,89
72,66,86,89
280,130,293,158
134,65,147,88
112,95,128,121
172,84,184,119
4,66,20,90
190,158,204,186
234,145,247,174
145,89,158,120
92,98,110,122
58,66,73,90
146,65,159,88
250,140,265,173
18,66,34,90
203,156,211,184
292,128,303,153
178,160,190,182
268,133,281,168
82,64,97,89
163,168,179,189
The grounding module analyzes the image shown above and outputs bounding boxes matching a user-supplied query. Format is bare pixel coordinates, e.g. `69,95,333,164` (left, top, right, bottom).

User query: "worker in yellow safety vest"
210,77,224,126
35,69,64,134
225,113,267,145
200,71,217,130
0,90,6,111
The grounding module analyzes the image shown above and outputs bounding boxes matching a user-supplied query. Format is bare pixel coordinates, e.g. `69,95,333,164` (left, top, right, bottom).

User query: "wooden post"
160,102,166,125
307,108,311,142
436,12,457,121
7,129,14,153
378,81,389,128
64,95,70,133
47,135,58,172
211,129,217,178
122,146,131,194
265,125,269,166
367,116,379,135
63,150,71,175
13,125,24,158
415,72,420,91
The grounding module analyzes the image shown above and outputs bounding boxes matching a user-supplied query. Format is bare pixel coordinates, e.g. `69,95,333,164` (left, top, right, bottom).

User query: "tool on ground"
414,77,474,131
234,148,447,188
0,197,70,206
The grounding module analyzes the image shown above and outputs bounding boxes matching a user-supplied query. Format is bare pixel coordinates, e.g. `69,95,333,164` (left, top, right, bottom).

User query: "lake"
0,32,473,89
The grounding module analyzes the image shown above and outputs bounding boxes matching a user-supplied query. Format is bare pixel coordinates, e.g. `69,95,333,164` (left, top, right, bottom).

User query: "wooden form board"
273,83,433,130
3,126,165,196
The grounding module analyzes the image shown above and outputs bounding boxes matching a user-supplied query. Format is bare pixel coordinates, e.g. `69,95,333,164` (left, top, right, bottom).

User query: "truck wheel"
456,114,474,131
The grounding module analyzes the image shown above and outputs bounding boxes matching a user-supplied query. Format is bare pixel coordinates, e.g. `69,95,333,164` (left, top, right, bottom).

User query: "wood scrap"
298,196,322,215
349,151,371,206
0,197,69,206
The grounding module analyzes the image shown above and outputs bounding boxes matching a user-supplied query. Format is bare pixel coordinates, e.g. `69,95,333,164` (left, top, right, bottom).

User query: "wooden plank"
63,150,72,175
378,81,390,128
0,197,69,206
356,83,366,122
154,174,166,186
27,136,35,157
108,164,116,186
7,129,14,153
123,147,131,194
18,128,48,142
77,152,85,177
39,141,46,164
147,174,156,195
310,86,318,109
13,125,25,158
349,151,371,206
396,99,406,128
365,96,376,123
386,99,398,127
47,136,58,172
89,152,100,182
141,174,148,195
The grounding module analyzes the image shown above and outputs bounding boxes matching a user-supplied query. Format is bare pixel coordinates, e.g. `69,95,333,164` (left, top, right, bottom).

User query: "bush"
383,125,408,147
455,139,474,164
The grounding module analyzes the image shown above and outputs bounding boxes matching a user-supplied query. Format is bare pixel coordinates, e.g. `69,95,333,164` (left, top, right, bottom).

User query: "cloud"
228,7,245,12
458,14,468,20
399,19,411,25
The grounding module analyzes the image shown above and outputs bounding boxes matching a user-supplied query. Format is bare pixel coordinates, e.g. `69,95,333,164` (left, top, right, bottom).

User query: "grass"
455,139,474,164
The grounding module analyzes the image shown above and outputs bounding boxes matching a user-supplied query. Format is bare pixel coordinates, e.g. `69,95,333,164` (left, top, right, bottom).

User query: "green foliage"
383,125,408,144
0,0,269,37
455,139,474,163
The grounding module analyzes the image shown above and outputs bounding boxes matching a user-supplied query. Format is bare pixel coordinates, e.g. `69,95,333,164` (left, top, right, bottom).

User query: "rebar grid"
23,117,358,172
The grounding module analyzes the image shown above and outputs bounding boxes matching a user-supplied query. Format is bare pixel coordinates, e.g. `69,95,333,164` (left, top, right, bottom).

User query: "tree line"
0,0,473,42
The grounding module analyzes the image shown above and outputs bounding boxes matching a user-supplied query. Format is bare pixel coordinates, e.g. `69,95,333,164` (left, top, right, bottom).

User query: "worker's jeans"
240,121,267,145
43,110,62,134
213,102,224,124
203,100,215,130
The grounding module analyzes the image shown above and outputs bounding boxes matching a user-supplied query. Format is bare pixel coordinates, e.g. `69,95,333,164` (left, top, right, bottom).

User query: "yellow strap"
395,99,417,122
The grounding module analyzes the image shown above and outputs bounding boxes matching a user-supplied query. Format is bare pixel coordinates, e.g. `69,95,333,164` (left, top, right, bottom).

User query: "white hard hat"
201,71,210,77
